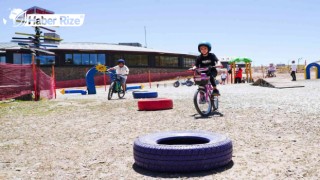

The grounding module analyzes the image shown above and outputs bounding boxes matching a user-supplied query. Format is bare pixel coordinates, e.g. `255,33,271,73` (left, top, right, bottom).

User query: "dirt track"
0,73,319,179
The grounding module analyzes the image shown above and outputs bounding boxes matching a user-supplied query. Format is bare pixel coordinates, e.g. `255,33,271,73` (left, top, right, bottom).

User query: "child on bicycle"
108,59,129,92
192,41,220,96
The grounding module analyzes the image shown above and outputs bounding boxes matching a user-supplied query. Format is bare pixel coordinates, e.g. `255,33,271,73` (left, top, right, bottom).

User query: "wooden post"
249,63,253,82
35,59,40,101
104,72,106,91
232,63,236,84
148,70,151,88
52,63,56,99
245,63,249,82
31,53,38,101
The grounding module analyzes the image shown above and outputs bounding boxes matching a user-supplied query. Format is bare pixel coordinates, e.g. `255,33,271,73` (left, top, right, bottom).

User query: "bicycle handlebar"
189,65,223,71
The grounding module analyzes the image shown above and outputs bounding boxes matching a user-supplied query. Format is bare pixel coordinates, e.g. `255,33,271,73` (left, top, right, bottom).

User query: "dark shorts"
117,75,127,84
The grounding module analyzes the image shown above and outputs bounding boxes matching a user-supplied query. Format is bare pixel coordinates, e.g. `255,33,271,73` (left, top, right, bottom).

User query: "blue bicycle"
107,70,126,100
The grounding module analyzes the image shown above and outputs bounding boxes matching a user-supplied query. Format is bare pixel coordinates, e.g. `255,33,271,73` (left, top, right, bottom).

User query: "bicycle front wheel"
118,83,125,99
108,82,114,100
193,89,212,117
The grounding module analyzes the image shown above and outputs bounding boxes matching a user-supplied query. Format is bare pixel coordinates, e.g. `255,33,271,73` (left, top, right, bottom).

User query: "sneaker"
212,89,220,96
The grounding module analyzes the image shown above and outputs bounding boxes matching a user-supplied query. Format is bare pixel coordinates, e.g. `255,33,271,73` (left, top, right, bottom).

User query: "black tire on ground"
132,90,148,95
133,131,233,172
186,81,194,86
173,81,180,88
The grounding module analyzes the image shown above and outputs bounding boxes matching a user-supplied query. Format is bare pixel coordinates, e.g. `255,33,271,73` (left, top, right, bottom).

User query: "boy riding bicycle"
192,41,220,96
108,59,129,92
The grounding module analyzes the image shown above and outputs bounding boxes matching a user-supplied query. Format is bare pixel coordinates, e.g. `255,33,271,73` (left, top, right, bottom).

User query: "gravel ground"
0,73,319,179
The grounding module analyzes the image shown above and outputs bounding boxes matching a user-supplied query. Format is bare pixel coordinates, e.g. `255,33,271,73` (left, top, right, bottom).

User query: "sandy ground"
0,73,319,179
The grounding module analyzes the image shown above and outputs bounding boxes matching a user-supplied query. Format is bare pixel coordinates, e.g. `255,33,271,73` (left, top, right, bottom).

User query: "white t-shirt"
113,65,129,75
291,64,297,72
221,73,227,79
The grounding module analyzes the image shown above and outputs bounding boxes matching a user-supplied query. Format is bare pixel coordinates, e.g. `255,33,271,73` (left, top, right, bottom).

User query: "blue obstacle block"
132,91,158,99
65,90,87,95
126,85,142,90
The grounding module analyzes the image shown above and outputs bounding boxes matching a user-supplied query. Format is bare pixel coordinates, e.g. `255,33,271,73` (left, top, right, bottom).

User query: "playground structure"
85,64,107,94
228,58,253,83
305,62,320,79
126,85,144,90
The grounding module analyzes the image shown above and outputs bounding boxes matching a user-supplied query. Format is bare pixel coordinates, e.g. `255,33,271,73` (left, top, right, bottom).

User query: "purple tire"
133,131,232,172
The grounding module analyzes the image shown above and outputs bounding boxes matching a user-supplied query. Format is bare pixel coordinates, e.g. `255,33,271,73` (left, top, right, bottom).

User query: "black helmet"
117,59,125,64
198,41,212,52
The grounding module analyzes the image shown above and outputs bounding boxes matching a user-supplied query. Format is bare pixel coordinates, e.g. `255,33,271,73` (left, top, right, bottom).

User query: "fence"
0,63,54,100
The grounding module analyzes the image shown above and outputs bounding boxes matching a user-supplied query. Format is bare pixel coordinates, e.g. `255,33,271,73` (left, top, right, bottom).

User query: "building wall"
41,66,187,81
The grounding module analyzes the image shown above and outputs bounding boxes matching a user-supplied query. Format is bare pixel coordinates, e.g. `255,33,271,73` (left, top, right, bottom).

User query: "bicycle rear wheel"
108,82,114,100
193,89,212,117
118,83,125,99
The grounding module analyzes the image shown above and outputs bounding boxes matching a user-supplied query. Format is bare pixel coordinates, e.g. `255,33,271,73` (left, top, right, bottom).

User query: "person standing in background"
290,60,297,81
235,67,243,83
221,71,227,85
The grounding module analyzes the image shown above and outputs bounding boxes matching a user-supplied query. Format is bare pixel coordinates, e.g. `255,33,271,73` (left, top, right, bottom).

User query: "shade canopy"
228,57,252,64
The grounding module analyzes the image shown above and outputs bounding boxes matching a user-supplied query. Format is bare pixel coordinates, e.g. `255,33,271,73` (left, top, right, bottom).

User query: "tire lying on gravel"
133,131,233,172
132,90,148,95
138,98,173,111
133,91,158,99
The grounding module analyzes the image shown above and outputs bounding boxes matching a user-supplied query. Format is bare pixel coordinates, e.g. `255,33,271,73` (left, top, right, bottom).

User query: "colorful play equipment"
138,98,173,111
133,131,232,172
86,64,107,94
305,62,320,79
228,57,253,83
126,85,144,91
60,89,87,95
133,91,158,99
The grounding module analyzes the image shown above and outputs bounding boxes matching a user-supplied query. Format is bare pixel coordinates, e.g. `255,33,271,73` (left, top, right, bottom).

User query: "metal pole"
144,26,147,48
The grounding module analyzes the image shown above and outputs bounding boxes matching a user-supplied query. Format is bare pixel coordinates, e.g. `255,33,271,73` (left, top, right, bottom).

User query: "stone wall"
40,66,187,81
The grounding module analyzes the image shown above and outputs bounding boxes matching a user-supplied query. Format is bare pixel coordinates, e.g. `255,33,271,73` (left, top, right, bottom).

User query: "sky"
0,0,319,66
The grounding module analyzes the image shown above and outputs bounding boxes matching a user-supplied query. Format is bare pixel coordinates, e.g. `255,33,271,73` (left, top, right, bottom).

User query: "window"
113,54,123,65
65,53,106,65
113,54,148,66
22,54,32,64
0,56,6,63
13,53,22,64
97,54,106,65
125,54,148,66
82,54,90,65
65,54,73,64
73,54,82,65
155,56,179,67
13,53,55,65
184,57,195,67
90,54,97,65
38,55,55,65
